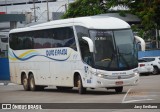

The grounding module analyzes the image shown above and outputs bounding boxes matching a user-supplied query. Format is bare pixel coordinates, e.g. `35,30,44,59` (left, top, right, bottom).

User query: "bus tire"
115,87,123,93
29,74,37,91
77,75,86,94
22,75,29,91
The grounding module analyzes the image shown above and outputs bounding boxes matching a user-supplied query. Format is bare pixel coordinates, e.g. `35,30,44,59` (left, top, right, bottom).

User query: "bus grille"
103,74,135,79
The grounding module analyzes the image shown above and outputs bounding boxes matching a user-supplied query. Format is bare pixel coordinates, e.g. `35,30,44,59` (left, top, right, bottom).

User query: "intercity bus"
8,16,145,94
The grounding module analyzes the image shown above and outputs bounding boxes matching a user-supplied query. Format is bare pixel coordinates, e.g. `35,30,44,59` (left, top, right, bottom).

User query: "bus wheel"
77,75,86,94
22,75,29,91
115,87,123,93
29,75,36,91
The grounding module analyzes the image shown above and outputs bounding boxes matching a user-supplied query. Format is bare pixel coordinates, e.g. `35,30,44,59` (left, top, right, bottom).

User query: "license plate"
115,81,123,85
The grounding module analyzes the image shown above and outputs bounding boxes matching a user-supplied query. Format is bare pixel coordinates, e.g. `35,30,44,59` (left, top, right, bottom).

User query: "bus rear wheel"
77,75,86,94
29,74,45,91
22,75,29,91
29,75,36,91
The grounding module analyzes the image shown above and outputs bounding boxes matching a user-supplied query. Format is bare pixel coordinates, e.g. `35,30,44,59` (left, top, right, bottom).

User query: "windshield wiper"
117,47,130,68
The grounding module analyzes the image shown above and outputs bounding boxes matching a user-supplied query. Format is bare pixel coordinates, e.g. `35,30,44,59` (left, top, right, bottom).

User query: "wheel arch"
21,71,27,85
28,71,34,78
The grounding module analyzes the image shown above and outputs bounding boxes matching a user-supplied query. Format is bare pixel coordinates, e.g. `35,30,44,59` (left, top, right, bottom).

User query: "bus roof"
9,15,130,33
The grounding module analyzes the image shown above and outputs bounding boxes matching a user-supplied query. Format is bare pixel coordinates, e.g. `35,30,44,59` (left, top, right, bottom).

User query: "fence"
0,58,10,80
138,49,160,59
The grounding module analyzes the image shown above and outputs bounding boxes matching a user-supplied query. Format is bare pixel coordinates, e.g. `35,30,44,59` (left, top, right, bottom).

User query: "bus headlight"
134,72,139,76
95,73,105,78
97,74,103,77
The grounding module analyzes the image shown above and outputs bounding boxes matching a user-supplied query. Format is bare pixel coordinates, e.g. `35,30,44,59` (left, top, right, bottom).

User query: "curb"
0,80,10,85
0,83,4,85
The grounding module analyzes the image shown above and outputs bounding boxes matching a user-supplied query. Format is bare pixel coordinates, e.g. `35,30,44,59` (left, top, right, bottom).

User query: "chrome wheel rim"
30,78,34,89
77,80,80,89
23,78,27,87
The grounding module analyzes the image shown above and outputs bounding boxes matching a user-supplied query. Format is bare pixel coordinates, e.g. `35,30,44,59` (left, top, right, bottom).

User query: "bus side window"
64,27,77,51
51,27,77,50
22,32,33,49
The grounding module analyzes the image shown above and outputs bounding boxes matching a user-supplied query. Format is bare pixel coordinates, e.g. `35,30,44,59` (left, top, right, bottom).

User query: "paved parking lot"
0,74,160,112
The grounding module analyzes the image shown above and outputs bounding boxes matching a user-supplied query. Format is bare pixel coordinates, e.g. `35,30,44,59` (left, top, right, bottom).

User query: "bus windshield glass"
89,29,138,71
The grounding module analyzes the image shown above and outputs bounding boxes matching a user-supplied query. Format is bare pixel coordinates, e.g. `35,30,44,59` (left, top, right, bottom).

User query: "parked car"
138,59,154,74
141,57,160,75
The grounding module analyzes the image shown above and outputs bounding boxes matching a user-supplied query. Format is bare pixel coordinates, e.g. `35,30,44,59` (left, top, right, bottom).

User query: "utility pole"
33,0,36,22
31,0,39,22
5,0,7,13
156,27,159,48
66,0,69,10
46,0,50,21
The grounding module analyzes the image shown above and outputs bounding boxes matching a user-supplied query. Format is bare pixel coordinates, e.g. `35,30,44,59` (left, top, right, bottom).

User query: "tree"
63,0,160,28
63,0,160,40
62,0,107,18
106,0,160,39
128,0,160,30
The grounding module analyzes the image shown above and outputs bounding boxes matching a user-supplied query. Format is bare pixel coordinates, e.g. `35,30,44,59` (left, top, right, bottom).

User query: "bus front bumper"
90,74,139,88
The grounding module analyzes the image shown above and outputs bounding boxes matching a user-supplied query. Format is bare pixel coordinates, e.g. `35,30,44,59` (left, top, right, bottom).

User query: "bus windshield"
89,29,138,71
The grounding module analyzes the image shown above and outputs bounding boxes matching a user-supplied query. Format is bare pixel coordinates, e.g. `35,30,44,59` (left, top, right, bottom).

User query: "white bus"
9,16,144,94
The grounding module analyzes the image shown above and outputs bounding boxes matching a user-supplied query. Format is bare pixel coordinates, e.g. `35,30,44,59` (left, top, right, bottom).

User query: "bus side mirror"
82,37,94,52
135,36,145,51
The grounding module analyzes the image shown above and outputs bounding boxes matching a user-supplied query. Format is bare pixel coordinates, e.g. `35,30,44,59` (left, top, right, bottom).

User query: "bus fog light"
96,73,105,78
98,74,102,77
134,72,139,76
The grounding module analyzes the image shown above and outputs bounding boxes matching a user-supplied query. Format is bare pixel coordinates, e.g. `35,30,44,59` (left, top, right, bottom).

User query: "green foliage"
62,0,160,39
131,24,146,39
104,0,160,31
62,0,107,18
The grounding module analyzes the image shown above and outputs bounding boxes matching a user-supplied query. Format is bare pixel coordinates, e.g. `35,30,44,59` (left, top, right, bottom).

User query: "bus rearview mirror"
82,37,94,52
134,36,145,51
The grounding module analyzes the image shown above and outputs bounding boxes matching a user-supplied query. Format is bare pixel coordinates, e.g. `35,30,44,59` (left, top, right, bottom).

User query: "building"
0,0,73,30
0,0,74,57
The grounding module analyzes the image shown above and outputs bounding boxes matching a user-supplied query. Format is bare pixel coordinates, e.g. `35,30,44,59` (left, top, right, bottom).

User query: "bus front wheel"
77,75,86,94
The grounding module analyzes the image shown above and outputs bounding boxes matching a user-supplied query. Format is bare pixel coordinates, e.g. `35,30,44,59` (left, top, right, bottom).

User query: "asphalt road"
0,74,160,112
